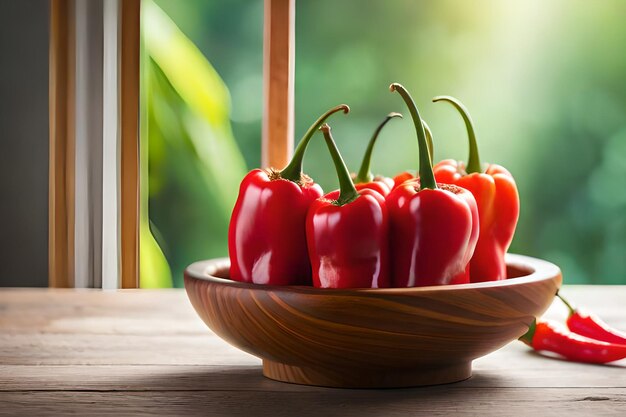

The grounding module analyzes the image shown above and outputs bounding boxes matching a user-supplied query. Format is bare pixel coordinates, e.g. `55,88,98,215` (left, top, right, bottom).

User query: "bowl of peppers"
185,83,562,388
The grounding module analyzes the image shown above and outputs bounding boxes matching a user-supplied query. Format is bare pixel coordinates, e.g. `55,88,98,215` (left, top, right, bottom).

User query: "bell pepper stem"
432,96,481,174
320,124,360,206
390,83,437,190
280,104,350,182
556,292,576,316
354,112,403,184
422,119,434,163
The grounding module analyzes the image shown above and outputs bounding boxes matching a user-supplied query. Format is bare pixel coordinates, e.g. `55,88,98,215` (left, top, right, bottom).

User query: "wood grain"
184,255,561,388
3,349,626,391
119,0,141,288
262,0,295,169
0,288,625,416
2,389,625,417
48,0,75,288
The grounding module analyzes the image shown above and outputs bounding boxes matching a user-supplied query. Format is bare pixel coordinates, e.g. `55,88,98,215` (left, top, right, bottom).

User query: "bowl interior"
186,253,559,293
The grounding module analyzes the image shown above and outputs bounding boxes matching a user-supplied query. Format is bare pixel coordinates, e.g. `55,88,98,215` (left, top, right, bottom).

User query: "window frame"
49,0,293,288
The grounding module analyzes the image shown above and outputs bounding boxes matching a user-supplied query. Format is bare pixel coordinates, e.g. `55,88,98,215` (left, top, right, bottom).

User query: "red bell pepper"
391,120,434,189
228,105,350,285
352,112,402,197
306,124,389,289
432,96,519,282
387,84,479,287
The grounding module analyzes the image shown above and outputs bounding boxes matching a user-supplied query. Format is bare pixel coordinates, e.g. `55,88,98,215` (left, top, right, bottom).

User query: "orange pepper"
432,96,519,282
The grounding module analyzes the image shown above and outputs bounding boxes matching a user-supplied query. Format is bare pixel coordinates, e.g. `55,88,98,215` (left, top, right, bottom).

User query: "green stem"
432,96,481,174
390,83,437,189
422,120,434,163
556,292,576,316
320,124,360,206
354,112,402,184
280,104,350,182
519,319,536,345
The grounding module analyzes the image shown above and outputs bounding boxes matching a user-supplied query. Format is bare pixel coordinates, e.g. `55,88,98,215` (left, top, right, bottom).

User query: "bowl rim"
184,253,561,294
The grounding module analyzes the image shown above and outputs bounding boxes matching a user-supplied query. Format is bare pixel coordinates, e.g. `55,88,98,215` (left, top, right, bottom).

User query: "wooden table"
1,287,624,416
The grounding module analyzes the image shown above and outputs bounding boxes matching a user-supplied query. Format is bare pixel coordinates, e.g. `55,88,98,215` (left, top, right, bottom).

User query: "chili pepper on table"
306,124,389,289
386,84,479,287
352,112,403,197
391,120,434,189
520,319,626,364
431,96,519,282
557,293,626,345
228,105,350,285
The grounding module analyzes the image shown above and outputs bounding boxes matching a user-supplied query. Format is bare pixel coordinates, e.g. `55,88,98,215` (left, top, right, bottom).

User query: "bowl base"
263,360,472,388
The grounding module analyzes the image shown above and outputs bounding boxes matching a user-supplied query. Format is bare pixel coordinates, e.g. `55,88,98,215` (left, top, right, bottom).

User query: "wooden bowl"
184,254,561,388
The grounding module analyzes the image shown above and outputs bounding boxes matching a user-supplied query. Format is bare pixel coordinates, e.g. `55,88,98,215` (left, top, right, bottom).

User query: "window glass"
142,0,626,286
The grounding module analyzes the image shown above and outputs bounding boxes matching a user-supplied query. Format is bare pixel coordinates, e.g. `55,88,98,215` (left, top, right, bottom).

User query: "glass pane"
141,0,626,286
140,0,256,287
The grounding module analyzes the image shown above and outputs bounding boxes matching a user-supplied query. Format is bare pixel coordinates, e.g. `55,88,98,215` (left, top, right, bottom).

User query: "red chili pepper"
228,105,350,285
306,124,389,289
520,319,626,364
352,112,403,197
387,84,479,287
431,96,519,282
557,293,626,345
391,120,434,189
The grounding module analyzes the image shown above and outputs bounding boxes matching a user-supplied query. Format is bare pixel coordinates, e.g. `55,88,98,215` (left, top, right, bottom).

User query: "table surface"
0,287,625,416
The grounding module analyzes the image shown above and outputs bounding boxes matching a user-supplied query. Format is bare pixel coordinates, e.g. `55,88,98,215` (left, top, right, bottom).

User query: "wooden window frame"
49,0,293,288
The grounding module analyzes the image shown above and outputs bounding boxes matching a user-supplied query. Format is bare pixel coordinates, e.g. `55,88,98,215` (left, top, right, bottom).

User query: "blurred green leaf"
139,221,172,288
141,0,247,287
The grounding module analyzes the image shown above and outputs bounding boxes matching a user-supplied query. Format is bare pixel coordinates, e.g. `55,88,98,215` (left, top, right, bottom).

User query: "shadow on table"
127,366,510,417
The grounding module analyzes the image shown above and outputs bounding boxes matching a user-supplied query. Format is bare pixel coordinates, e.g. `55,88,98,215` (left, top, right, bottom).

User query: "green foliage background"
145,0,626,286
